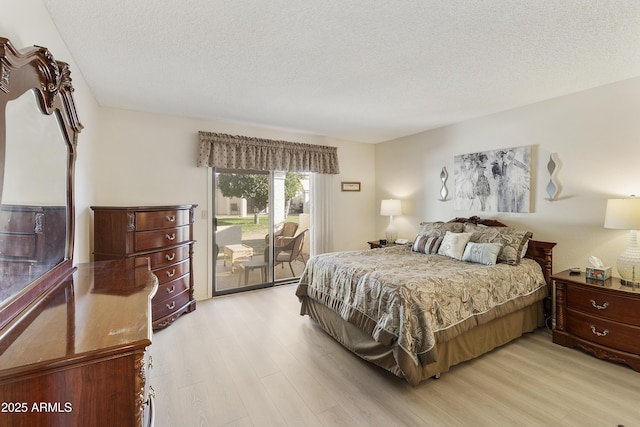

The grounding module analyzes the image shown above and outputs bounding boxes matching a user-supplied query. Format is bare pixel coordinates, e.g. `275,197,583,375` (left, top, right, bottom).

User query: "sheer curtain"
310,173,334,255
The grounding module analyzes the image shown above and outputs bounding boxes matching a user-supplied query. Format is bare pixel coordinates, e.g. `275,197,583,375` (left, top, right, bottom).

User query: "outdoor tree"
285,172,303,210
218,172,303,223
218,173,269,212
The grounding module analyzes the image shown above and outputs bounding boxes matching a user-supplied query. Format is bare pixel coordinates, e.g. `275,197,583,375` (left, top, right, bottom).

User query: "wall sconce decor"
439,167,449,201
546,153,559,201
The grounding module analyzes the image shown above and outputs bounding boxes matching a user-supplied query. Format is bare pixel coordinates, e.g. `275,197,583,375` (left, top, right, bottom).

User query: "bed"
296,216,555,385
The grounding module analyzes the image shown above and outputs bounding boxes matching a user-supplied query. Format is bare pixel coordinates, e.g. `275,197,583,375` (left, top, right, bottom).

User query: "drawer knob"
166,253,176,261
590,299,609,310
166,269,176,278
166,215,176,222
165,233,176,241
590,325,609,337
166,301,176,310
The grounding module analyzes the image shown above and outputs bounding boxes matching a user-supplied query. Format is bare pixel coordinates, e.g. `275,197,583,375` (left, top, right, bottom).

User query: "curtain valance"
197,131,340,174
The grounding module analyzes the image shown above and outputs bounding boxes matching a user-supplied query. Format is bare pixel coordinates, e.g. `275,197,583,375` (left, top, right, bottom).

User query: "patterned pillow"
417,221,464,238
412,235,443,254
437,231,473,260
464,223,532,265
462,242,503,265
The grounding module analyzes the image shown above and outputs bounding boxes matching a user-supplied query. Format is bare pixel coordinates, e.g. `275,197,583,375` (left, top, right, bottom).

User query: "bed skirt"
299,296,544,386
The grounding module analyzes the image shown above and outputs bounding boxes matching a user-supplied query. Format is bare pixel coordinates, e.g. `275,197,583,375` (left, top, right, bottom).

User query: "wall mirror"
0,37,82,328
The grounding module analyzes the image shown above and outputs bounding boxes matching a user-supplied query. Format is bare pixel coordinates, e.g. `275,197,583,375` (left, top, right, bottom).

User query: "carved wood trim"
555,281,565,331
134,351,146,427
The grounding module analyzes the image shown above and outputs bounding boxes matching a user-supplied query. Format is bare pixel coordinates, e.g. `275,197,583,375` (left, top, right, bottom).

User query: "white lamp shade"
380,199,402,216
604,198,640,230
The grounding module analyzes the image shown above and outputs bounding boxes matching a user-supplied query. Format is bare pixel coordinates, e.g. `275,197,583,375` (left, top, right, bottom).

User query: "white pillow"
437,231,473,260
462,242,503,265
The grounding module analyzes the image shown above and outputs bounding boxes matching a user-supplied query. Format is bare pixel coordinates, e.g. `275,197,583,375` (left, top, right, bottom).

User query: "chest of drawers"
553,270,640,372
0,205,66,264
91,205,197,330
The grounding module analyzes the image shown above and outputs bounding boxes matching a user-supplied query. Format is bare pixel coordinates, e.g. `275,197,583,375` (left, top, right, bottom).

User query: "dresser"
91,205,197,330
0,258,157,427
0,205,65,264
553,270,640,372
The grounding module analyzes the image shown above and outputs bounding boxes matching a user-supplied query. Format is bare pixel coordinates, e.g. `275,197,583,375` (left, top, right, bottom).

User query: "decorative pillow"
417,221,464,238
412,235,443,254
462,242,503,265
437,231,473,260
464,223,532,265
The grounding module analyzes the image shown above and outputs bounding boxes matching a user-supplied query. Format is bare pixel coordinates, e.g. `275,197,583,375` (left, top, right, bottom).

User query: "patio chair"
265,221,298,247
274,229,308,276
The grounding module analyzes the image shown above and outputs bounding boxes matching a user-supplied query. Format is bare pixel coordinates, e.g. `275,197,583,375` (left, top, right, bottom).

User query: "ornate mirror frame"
0,37,82,328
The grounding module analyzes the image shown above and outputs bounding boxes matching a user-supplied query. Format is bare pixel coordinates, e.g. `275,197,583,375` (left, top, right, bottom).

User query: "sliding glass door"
212,169,310,295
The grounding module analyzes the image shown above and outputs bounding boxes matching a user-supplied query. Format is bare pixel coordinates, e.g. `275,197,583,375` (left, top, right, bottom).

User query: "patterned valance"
198,132,340,174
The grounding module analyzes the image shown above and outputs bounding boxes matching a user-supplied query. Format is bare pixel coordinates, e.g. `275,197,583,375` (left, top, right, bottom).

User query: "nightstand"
552,270,640,372
367,241,395,249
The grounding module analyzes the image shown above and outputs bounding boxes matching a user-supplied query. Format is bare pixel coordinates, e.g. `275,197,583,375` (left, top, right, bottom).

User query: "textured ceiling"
42,0,640,143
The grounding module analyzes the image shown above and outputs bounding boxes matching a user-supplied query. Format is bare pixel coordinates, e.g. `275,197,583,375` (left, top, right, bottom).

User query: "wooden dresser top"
0,259,157,378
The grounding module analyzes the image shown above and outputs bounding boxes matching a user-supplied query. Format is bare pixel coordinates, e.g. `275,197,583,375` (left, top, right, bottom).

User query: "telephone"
395,238,409,245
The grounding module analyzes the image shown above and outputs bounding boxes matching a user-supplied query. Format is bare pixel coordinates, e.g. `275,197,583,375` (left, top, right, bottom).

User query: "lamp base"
617,230,640,288
620,278,640,288
385,218,397,243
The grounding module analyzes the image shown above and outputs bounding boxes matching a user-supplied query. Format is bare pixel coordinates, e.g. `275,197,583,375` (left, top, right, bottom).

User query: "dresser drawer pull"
166,285,176,293
590,325,609,337
166,301,176,310
165,253,176,261
166,269,176,278
165,233,176,241
590,299,609,310
166,215,176,222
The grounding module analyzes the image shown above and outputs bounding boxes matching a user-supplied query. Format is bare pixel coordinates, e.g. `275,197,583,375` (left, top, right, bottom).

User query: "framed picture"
454,145,531,213
341,181,361,192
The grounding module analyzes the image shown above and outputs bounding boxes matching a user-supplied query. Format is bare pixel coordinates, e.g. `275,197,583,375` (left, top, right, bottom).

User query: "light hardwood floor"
148,284,640,427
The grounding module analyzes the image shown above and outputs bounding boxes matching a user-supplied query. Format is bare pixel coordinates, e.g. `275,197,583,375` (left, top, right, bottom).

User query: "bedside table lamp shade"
380,199,402,243
604,197,640,286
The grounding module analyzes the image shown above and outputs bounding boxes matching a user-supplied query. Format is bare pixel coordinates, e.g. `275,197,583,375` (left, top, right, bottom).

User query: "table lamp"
604,196,640,286
380,199,402,243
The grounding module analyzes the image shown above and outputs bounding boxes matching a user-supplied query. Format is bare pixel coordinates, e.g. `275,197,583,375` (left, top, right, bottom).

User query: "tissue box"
585,267,611,281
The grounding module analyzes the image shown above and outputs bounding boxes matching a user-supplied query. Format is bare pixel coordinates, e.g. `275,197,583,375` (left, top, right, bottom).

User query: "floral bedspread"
296,245,547,366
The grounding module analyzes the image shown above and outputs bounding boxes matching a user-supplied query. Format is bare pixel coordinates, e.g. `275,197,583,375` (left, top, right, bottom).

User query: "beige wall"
2,0,102,264
5,0,640,298
96,109,375,299
2,0,376,301
375,77,640,275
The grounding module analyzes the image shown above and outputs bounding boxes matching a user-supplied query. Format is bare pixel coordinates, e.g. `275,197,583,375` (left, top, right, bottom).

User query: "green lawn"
218,214,300,239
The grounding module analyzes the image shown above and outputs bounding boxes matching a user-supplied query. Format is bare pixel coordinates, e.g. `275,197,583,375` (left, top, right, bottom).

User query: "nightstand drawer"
567,309,640,354
566,283,640,326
